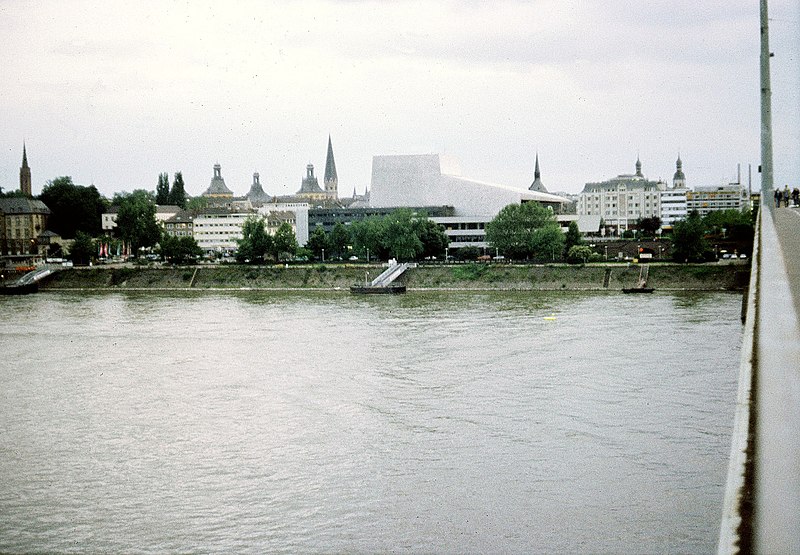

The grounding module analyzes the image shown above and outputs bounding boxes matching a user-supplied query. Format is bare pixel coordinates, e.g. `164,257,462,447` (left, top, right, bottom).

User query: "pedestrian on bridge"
775,188,782,208
792,187,799,207
783,185,791,207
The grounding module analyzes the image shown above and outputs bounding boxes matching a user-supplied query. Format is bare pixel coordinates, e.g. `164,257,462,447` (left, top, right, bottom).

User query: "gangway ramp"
370,262,414,287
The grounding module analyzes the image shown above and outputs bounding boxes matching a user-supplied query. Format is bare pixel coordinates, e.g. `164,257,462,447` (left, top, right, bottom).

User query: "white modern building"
660,188,688,229
192,210,253,252
369,154,567,217
258,201,310,246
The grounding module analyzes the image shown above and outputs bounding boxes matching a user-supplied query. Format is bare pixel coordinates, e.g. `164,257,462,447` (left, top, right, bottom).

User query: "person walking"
775,188,781,208
792,187,800,207
784,185,791,207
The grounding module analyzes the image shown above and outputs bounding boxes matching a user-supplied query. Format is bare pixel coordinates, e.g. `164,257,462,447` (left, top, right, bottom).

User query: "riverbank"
36,262,749,291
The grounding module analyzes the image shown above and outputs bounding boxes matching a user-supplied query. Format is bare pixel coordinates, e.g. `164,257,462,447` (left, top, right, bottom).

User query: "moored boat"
350,284,406,294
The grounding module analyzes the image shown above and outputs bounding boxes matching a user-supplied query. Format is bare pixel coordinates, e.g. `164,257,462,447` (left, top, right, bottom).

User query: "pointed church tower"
672,155,686,189
528,153,549,193
324,135,338,199
635,155,643,177
20,143,32,197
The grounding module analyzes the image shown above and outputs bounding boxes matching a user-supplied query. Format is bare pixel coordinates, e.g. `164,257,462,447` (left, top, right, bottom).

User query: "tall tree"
563,221,583,257
272,222,298,262
39,176,108,238
412,217,449,259
236,216,273,264
69,231,95,265
305,225,329,260
155,172,170,205
115,190,161,255
168,172,187,209
385,209,423,260
329,222,351,259
485,202,564,260
672,210,709,262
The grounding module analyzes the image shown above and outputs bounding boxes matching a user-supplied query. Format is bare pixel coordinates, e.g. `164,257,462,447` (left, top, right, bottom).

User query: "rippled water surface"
0,291,741,553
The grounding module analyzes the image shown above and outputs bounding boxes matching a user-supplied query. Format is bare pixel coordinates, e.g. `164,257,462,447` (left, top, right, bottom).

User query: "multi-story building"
258,202,309,245
686,183,749,216
163,209,194,238
0,198,51,257
192,209,255,253
577,157,665,234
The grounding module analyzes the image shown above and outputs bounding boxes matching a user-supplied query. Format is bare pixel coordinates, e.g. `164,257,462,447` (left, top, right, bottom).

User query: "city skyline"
1,1,798,198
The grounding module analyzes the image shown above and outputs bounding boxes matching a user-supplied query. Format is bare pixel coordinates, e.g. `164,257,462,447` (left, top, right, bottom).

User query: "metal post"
760,0,774,203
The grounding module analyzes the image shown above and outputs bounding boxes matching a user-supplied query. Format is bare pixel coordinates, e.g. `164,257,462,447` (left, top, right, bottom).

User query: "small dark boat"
622,287,654,294
0,282,38,295
350,284,406,295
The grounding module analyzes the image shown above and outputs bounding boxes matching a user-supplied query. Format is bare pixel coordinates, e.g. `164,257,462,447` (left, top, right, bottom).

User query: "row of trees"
236,218,298,263
672,209,754,262
155,172,187,209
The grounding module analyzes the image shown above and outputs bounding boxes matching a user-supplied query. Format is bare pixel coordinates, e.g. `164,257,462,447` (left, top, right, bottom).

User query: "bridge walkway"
774,206,800,315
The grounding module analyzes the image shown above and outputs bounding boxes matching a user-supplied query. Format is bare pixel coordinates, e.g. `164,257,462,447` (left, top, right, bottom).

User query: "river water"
0,291,741,554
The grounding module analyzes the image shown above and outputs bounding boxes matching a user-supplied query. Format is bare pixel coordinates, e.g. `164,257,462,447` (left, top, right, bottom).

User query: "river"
0,291,741,554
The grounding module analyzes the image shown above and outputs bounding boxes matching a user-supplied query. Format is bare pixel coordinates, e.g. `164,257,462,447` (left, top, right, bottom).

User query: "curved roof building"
369,154,566,217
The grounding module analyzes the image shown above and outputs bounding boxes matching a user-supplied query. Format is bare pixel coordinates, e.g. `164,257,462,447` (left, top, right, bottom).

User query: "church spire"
20,142,32,197
528,152,549,193
635,155,643,177
324,135,338,199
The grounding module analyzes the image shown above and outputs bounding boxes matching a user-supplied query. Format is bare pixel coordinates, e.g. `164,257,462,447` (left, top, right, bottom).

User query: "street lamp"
322,248,325,262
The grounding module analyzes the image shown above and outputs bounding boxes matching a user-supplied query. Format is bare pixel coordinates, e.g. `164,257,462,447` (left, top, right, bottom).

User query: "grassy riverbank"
38,262,749,291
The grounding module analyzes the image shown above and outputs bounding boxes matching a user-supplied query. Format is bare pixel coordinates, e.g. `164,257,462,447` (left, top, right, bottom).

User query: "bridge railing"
718,207,800,553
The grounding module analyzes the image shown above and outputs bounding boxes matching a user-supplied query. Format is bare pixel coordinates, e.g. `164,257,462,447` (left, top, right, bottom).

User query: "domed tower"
202,164,234,198
635,155,643,177
672,155,686,189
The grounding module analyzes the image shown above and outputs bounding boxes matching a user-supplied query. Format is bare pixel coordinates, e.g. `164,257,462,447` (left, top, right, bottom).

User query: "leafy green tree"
563,221,583,257
329,222,351,259
160,234,202,264
305,225,329,260
385,209,423,260
350,217,389,261
236,216,273,263
455,245,480,261
412,217,449,259
39,176,108,238
485,202,564,260
168,172,187,209
672,210,710,262
567,245,593,264
637,216,662,237
186,196,208,213
115,190,161,255
155,173,170,205
69,231,95,265
272,222,298,261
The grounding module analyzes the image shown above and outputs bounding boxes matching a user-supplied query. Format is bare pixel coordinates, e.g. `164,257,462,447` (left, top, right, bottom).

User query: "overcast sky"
1,0,798,199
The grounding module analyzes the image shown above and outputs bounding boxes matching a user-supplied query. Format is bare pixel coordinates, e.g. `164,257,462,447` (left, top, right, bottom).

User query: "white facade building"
660,188,688,228
369,154,566,217
258,202,309,246
578,157,666,232
193,210,254,252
